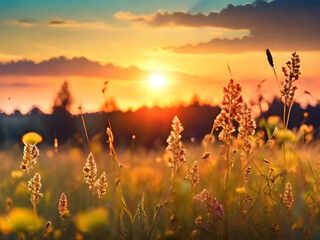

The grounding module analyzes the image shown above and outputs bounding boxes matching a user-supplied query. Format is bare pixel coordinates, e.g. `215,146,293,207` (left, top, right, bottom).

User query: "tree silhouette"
52,81,73,114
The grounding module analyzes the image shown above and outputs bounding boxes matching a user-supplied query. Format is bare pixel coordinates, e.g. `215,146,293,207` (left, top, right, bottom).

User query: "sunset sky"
0,0,319,114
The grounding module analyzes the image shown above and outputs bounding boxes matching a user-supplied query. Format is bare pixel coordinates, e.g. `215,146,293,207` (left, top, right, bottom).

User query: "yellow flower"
0,217,11,235
11,170,24,179
275,129,297,143
75,208,108,233
22,132,43,145
299,124,313,134
8,208,44,232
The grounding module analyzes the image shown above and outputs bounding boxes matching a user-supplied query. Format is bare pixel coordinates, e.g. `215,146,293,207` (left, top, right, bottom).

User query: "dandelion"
28,173,43,213
166,116,186,175
194,189,224,228
96,172,107,199
21,144,39,174
185,160,200,189
283,182,294,209
58,192,69,219
83,152,97,192
22,132,43,145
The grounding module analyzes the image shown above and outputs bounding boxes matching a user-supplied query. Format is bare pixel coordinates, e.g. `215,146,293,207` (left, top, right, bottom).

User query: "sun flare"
149,73,165,88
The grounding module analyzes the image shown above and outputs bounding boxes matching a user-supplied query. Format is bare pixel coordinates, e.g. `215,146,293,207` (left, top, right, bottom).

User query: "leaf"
117,181,133,240
133,193,149,240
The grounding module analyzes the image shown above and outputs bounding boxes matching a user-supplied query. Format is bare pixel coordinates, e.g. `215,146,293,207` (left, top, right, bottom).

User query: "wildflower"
194,189,224,227
185,160,200,189
75,208,108,233
21,144,39,174
58,192,69,219
28,173,43,211
83,152,97,192
96,172,107,199
299,124,313,135
166,116,186,170
283,182,294,209
275,129,297,143
7,208,44,233
22,132,43,145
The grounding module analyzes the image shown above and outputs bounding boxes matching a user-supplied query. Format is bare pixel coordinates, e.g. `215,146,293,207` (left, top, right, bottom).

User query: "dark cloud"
0,56,143,79
48,19,113,29
4,19,38,27
117,0,320,53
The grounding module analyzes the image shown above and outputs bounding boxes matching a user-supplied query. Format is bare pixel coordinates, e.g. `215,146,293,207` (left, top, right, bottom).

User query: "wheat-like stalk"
96,172,108,199
214,79,243,160
238,102,256,182
281,52,301,127
58,192,69,219
185,160,200,189
83,152,97,192
283,182,294,210
28,172,43,213
166,116,186,177
21,144,39,174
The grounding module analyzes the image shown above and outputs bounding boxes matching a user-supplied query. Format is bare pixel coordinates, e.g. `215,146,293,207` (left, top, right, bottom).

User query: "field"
1,52,320,240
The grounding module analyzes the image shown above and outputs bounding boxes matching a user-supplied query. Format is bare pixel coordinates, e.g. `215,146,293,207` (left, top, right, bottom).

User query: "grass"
0,51,320,240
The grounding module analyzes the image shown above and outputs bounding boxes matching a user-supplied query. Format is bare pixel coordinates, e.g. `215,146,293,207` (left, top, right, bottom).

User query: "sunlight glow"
149,73,165,88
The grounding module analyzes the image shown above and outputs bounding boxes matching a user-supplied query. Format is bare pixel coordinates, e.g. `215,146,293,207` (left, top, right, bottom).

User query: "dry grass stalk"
28,173,43,213
96,172,108,199
185,160,200,189
21,144,39,174
283,182,294,209
214,79,243,161
238,102,256,182
106,127,122,168
281,52,301,127
83,152,97,192
166,116,186,176
58,192,69,219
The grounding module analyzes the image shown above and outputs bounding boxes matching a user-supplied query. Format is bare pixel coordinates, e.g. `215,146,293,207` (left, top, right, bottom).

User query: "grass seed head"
96,172,108,199
83,152,97,192
28,173,43,209
58,192,69,219
166,116,186,169
283,182,294,209
21,144,39,174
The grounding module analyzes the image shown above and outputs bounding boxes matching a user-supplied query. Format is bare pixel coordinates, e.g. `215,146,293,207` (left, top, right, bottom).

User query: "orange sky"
0,0,319,114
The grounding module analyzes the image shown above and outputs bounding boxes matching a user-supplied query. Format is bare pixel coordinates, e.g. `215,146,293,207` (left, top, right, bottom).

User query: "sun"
149,73,165,88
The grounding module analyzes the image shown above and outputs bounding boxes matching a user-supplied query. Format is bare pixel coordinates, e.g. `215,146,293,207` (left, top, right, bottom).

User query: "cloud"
0,56,144,79
0,82,33,87
48,19,113,29
114,11,159,22
116,0,320,53
4,19,38,27
0,56,218,88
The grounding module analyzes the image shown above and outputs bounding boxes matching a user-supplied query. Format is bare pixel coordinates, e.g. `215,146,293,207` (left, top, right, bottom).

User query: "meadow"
0,51,320,240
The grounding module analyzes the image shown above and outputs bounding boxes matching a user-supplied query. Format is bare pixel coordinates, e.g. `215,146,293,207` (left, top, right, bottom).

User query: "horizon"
0,0,319,114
